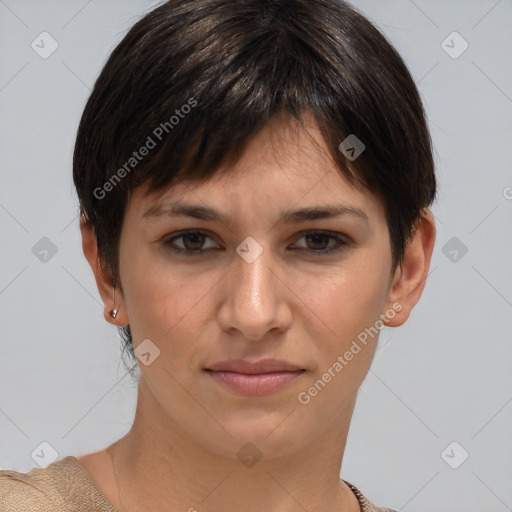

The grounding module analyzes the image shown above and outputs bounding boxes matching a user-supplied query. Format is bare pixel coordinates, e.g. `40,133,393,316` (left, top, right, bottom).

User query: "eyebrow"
142,201,369,225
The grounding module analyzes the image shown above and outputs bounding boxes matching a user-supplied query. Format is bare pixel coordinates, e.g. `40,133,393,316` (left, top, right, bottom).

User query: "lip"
206,358,304,374
204,358,306,396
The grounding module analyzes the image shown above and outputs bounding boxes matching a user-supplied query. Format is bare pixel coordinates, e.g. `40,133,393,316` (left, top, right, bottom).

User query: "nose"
217,241,293,341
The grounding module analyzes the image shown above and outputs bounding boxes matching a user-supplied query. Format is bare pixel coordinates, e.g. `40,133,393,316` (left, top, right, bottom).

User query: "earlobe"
80,215,129,326
383,209,436,327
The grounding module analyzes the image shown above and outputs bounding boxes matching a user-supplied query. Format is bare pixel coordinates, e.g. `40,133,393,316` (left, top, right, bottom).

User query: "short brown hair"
73,0,436,374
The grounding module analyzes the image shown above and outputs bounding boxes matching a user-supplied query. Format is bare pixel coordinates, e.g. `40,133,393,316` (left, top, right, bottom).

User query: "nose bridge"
219,236,289,339
234,238,278,311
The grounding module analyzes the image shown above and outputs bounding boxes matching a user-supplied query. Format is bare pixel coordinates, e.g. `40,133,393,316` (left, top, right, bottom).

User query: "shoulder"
0,463,68,512
0,456,116,512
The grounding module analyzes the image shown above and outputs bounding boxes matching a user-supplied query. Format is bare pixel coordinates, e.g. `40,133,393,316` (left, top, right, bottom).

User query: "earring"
110,285,118,318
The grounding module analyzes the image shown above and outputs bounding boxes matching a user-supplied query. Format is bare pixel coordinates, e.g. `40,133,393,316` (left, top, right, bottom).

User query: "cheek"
305,260,390,342
119,246,220,355
298,258,391,397
294,263,390,412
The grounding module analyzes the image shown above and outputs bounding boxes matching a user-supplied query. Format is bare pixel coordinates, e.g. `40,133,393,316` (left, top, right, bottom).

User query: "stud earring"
110,285,119,318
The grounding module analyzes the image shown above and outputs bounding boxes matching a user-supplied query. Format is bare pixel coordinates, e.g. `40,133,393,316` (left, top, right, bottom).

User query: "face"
109,113,403,460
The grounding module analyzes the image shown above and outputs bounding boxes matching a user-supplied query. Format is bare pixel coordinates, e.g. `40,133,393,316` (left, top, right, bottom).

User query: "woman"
0,0,436,510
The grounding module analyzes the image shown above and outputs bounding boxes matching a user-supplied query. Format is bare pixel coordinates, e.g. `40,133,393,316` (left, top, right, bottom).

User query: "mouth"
203,359,306,396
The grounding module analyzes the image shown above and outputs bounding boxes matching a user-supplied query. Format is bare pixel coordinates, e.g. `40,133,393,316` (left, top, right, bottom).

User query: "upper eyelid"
166,229,219,244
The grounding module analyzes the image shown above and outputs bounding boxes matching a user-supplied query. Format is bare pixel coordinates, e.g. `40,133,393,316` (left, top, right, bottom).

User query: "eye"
291,231,348,255
164,230,219,255
164,230,348,257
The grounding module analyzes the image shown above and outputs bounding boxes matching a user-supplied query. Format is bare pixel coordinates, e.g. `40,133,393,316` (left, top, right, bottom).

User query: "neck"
108,378,361,512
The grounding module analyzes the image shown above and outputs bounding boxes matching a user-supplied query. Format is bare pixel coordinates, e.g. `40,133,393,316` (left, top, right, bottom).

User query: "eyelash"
164,230,348,257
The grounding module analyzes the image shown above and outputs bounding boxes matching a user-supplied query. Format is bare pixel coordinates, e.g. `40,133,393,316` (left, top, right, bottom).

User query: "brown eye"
164,230,348,257
181,232,206,250
292,231,348,256
165,230,218,255
304,233,331,251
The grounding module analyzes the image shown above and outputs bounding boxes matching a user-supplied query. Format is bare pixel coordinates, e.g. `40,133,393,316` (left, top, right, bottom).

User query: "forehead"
129,112,385,224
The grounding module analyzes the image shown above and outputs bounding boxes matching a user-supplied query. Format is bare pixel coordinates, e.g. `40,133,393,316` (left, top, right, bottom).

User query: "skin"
78,112,435,512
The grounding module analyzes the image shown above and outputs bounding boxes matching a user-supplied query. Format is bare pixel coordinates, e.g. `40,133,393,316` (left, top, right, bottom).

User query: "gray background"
1,1,511,511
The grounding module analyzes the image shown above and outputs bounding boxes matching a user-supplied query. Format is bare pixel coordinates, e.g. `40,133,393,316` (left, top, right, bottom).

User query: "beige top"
0,456,396,512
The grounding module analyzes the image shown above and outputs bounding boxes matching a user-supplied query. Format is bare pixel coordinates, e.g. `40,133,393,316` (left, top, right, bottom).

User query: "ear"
382,209,436,327
80,215,129,326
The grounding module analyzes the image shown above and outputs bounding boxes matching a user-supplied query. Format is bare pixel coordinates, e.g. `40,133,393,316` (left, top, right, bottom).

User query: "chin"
201,415,308,462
